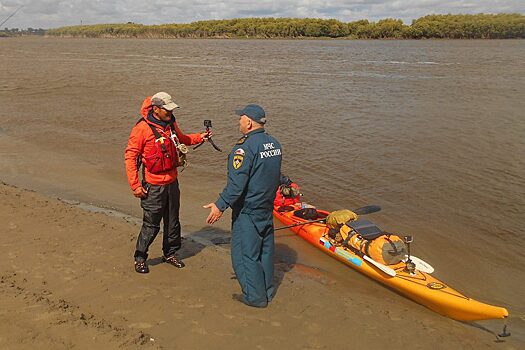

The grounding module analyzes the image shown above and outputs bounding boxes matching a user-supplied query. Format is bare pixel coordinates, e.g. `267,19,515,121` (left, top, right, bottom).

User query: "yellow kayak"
274,204,509,322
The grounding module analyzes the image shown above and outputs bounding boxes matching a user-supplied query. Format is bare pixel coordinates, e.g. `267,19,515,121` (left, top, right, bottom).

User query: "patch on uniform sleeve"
234,148,245,156
233,154,244,169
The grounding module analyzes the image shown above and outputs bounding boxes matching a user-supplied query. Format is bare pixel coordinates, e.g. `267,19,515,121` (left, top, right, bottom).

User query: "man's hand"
200,130,213,140
203,202,223,224
133,186,148,198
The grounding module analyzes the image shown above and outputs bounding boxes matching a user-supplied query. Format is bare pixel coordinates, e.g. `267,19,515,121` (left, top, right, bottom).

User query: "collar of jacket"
244,128,265,138
147,109,176,129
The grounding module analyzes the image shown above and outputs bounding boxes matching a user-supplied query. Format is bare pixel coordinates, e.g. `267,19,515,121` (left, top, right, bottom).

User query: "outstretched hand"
204,202,223,224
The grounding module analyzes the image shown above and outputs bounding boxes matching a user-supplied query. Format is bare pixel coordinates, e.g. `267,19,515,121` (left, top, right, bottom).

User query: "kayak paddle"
352,205,381,215
363,255,396,277
403,255,434,274
275,218,326,231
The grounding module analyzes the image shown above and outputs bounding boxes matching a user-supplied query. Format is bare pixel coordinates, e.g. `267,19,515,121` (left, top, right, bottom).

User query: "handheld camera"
193,119,222,152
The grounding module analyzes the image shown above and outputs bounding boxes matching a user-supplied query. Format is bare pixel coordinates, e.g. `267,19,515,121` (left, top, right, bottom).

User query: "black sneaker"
162,255,185,268
134,261,149,274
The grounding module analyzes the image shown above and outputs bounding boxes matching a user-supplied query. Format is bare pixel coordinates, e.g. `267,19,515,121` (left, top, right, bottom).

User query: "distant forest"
46,14,524,39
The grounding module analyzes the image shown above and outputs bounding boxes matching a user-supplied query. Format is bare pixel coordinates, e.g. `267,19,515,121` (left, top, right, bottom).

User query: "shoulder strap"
146,121,163,140
136,118,163,139
140,119,168,153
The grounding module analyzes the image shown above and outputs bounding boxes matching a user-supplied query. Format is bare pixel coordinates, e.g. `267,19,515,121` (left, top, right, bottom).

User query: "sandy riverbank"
0,182,519,349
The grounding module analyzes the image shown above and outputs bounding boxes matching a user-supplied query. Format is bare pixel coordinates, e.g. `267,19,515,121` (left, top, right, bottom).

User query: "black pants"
134,180,181,262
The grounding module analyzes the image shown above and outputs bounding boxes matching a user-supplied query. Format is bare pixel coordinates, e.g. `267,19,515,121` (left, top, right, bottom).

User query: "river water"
1,37,524,331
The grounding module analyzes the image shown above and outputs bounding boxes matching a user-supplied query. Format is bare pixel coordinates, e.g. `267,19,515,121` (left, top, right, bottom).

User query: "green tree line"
46,14,524,39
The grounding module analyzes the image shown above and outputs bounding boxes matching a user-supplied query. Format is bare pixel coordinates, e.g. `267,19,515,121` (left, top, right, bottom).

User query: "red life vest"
141,121,180,174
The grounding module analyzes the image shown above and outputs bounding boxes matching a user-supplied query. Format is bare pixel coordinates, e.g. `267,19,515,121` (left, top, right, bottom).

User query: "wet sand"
0,182,519,349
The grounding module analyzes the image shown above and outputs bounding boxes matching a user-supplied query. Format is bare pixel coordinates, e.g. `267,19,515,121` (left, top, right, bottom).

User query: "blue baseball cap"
235,104,266,124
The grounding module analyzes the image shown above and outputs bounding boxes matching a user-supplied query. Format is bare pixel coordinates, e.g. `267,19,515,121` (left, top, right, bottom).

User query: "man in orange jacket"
125,92,210,273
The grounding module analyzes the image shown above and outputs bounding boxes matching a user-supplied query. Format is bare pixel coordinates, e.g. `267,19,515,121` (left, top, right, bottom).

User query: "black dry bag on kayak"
294,208,319,220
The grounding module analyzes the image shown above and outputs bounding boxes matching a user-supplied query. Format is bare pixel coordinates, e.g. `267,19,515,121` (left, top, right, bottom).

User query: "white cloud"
0,0,523,29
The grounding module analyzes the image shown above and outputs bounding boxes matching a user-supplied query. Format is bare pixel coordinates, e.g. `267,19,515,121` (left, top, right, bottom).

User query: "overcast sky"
1,0,524,29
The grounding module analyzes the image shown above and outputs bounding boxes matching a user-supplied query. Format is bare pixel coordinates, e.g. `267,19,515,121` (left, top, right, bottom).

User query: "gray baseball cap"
151,92,179,111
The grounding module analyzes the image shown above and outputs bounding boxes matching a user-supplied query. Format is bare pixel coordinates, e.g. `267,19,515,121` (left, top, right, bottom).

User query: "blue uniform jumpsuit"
215,128,282,307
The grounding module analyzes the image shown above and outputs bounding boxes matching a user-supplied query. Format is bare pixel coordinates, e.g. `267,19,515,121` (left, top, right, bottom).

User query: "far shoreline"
5,35,524,41
42,15,525,40
5,13,524,40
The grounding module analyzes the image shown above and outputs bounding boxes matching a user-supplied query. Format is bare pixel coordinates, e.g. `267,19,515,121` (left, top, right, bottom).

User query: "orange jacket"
124,96,203,191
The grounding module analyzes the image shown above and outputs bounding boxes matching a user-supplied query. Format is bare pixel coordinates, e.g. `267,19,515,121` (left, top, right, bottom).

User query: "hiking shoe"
134,261,149,274
162,255,185,268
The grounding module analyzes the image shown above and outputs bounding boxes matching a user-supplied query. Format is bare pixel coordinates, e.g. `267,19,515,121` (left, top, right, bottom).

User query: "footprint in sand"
191,327,207,335
362,308,373,315
172,312,184,320
187,303,205,309
112,309,131,316
306,322,322,333
384,310,403,321
128,322,153,329
32,312,54,321
213,331,233,337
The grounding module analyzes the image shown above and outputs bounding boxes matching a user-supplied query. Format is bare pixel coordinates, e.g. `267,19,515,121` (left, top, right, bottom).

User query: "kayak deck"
273,205,508,322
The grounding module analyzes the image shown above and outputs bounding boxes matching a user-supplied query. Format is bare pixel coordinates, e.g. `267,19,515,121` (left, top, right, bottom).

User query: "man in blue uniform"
204,104,282,308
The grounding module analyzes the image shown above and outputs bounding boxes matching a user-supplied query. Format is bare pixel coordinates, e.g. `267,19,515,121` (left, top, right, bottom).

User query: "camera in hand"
193,119,222,152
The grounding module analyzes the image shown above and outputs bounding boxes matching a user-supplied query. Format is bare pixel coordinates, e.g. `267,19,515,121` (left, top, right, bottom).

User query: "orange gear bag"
339,220,407,266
